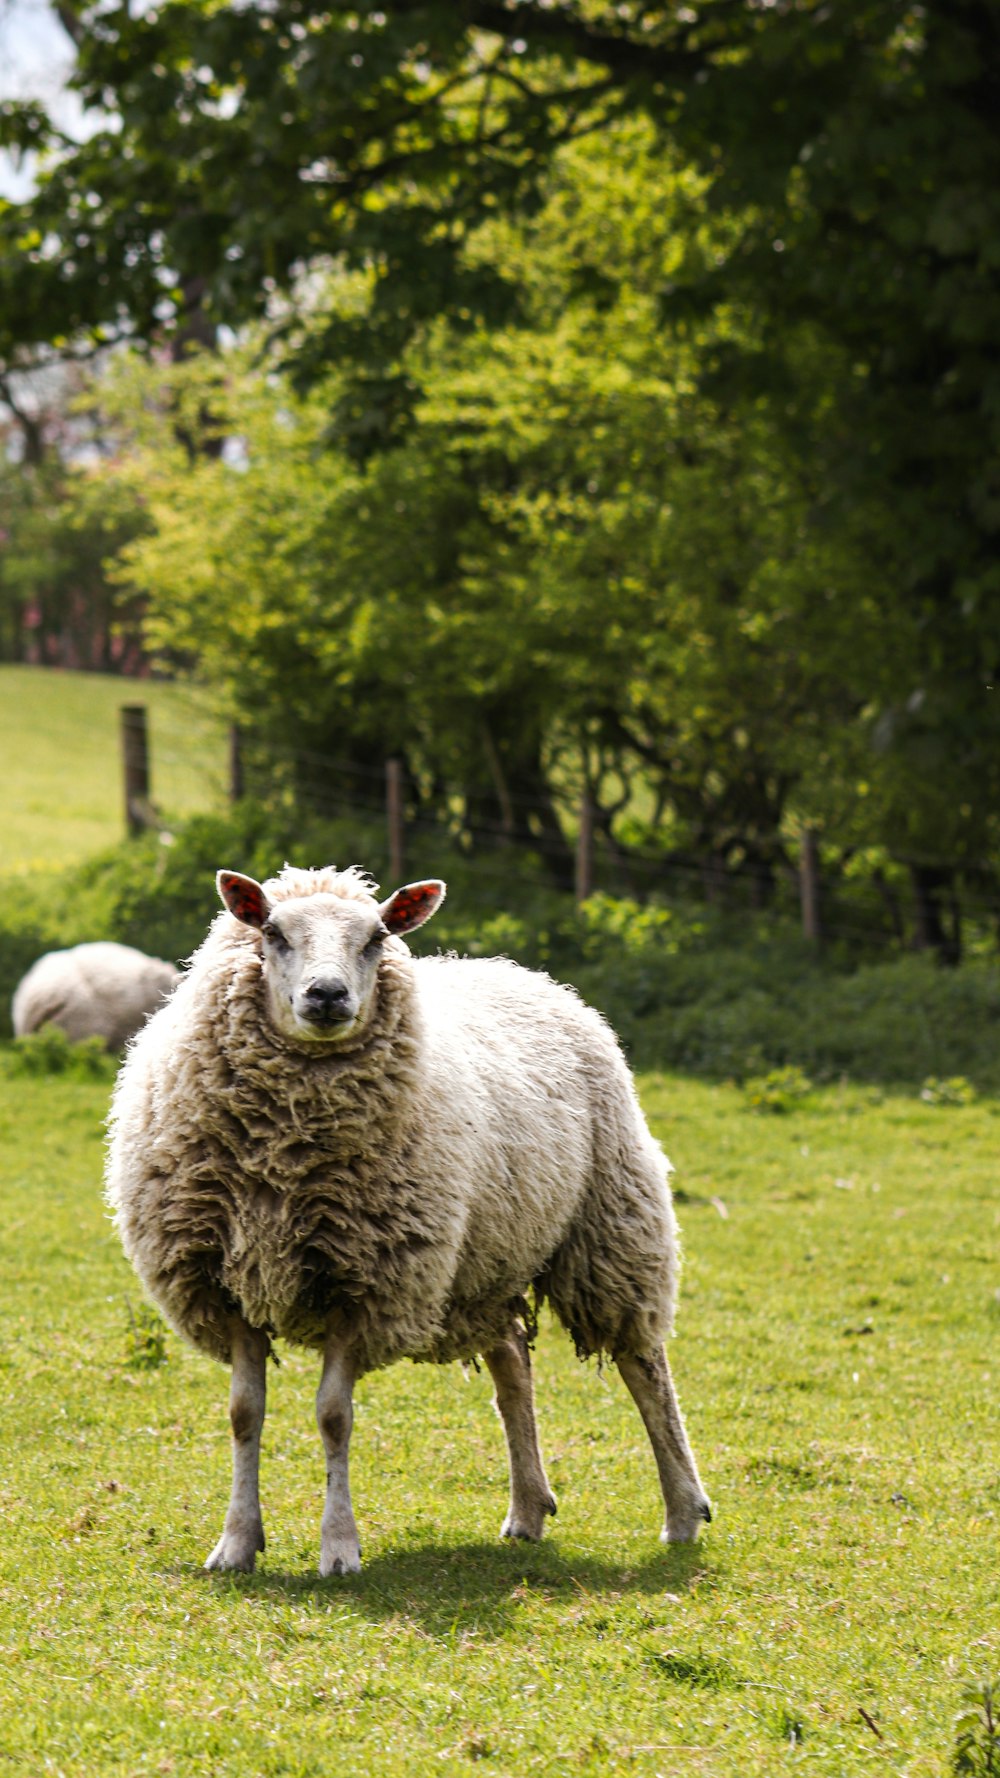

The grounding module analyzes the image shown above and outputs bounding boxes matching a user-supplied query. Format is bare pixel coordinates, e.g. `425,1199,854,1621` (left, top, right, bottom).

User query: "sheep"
13,941,179,1051
105,864,710,1575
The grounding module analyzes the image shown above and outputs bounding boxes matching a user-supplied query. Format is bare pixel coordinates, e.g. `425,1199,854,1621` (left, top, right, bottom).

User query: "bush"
2,1025,115,1081
743,1066,813,1114
2,805,1000,1090
0,802,390,1033
0,908,56,1041
920,1075,978,1107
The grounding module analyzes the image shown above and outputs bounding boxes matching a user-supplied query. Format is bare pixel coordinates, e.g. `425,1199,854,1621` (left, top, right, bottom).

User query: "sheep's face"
216,870,445,1044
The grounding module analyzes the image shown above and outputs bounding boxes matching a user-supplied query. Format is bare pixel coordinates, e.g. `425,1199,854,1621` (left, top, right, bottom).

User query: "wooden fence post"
120,704,151,837
799,825,822,943
228,723,245,803
386,758,405,884
575,786,595,904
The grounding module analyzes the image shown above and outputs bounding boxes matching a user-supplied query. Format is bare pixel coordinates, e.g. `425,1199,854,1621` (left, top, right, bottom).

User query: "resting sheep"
13,941,178,1050
105,864,710,1574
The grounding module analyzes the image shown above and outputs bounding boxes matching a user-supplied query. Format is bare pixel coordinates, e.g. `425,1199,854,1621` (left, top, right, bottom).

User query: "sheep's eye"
364,926,388,955
262,923,290,953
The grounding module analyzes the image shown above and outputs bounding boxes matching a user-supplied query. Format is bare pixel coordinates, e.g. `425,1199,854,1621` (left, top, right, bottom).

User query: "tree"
0,359,151,668
7,3,1000,937
92,123,882,893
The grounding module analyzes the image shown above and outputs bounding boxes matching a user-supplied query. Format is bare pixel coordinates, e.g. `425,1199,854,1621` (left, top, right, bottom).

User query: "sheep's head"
216,866,445,1044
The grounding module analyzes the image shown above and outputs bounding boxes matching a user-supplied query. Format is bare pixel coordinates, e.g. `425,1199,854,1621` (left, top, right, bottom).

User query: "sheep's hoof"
501,1492,557,1541
660,1497,712,1544
204,1523,265,1573
319,1541,362,1578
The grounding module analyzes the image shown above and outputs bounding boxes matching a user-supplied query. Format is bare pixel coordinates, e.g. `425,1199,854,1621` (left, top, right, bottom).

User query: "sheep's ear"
379,880,446,935
217,870,272,930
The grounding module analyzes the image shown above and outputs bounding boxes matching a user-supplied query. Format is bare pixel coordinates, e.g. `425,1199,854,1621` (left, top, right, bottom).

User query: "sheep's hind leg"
616,1347,712,1544
316,1335,361,1577
205,1317,269,1573
485,1322,557,1542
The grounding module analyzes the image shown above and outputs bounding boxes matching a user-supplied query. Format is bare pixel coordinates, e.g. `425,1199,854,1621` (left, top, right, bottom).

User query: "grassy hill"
0,665,225,872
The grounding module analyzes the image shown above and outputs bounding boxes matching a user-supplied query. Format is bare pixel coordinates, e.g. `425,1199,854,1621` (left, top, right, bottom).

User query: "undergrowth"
0,1025,116,1081
2,802,999,1091
952,1678,1000,1777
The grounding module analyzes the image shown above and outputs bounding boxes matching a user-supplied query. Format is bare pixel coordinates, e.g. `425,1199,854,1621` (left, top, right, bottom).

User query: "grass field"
0,1066,996,1776
0,665,225,871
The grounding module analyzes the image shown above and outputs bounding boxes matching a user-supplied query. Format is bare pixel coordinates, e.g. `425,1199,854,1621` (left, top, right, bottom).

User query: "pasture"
0,1065,995,1775
0,665,224,871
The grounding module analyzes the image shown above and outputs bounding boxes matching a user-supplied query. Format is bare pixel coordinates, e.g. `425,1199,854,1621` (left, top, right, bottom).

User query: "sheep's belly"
213,1213,536,1370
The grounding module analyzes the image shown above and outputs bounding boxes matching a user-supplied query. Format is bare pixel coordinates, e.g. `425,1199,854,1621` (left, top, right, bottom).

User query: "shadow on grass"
176,1537,712,1639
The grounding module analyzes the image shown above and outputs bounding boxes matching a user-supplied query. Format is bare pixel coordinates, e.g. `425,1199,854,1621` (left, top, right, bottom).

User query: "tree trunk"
910,864,961,965
872,868,905,943
701,851,727,904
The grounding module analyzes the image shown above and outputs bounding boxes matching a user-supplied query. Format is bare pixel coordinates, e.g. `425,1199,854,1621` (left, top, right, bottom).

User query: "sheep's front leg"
205,1317,269,1573
485,1322,557,1541
616,1346,712,1543
317,1335,361,1577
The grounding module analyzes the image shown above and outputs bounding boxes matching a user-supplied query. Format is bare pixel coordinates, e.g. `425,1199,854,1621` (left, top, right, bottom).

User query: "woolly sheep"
13,941,179,1051
105,864,710,1575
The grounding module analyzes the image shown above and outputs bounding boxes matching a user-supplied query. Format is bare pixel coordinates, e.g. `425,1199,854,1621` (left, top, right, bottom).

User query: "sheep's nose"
302,978,354,1024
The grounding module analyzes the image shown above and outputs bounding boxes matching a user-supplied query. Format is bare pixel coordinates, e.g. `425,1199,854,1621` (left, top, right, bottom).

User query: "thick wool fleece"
13,942,179,1050
105,867,679,1373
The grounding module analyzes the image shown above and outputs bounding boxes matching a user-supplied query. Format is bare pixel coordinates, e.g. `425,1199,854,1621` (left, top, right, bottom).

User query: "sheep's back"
12,942,178,1048
409,955,667,1336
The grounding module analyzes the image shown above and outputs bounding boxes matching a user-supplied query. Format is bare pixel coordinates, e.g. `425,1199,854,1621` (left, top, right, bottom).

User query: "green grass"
0,1068,996,1775
0,665,225,871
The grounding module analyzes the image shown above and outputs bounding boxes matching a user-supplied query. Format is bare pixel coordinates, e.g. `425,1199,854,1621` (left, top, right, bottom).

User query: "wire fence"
120,704,1000,959
240,732,1000,957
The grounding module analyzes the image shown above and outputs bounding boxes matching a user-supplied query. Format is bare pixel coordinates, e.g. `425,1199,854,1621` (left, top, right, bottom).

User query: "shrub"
0,908,60,1043
2,1025,115,1081
3,804,1000,1090
744,1066,813,1114
0,801,389,1032
920,1075,977,1107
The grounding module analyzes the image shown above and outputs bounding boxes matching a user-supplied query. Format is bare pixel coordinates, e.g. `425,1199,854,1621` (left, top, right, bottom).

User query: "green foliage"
743,1067,813,1116
97,244,881,881
68,115,996,899
0,455,150,669
952,1679,1000,1778
3,2,1000,906
122,1301,170,1372
0,4,684,384
0,907,53,1041
920,1076,978,1109
2,1025,114,1081
3,805,1000,1089
635,952,1000,1088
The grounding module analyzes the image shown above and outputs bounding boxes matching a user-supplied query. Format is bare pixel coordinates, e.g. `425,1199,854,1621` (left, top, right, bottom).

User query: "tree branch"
460,0,713,86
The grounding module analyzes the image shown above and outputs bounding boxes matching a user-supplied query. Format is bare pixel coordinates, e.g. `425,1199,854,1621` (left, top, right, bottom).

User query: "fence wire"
210,729,1000,956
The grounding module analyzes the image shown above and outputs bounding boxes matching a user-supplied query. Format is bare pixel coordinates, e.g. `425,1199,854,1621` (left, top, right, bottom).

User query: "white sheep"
105,864,710,1575
13,941,179,1051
